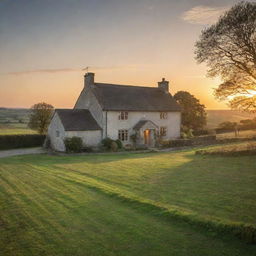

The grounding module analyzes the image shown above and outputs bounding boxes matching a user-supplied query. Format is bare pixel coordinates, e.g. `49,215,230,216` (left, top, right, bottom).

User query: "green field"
1,150,256,255
0,128,36,135
0,108,35,135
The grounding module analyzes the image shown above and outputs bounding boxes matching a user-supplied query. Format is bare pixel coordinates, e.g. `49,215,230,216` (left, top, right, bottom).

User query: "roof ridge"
95,82,160,90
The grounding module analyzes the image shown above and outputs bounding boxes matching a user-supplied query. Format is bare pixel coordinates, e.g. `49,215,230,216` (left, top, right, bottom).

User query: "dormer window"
160,112,168,119
119,111,128,120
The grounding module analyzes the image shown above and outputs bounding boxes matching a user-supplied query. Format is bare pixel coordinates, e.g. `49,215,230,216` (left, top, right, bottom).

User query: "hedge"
0,134,45,150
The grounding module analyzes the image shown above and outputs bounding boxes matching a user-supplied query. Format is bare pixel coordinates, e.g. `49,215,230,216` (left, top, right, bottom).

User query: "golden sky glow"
0,0,240,109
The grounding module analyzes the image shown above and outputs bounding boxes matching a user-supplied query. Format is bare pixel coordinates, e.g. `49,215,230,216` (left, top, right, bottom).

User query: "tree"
28,102,54,134
174,91,207,131
218,121,237,130
195,1,256,112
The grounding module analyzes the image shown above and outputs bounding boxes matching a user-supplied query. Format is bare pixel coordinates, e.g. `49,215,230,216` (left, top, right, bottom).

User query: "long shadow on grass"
0,151,163,166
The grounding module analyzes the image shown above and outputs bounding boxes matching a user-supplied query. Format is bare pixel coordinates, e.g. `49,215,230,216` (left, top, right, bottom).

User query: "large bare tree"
195,1,256,112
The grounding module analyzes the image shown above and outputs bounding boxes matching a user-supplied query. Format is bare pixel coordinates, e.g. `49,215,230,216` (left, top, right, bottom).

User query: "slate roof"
133,120,158,130
56,109,101,131
92,83,181,111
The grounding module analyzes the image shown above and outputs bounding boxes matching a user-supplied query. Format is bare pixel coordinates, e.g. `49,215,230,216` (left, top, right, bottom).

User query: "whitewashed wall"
106,111,181,144
47,113,66,152
65,130,102,147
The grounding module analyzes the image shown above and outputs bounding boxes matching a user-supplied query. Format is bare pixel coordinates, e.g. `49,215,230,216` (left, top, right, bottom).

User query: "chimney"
158,78,169,93
84,72,95,90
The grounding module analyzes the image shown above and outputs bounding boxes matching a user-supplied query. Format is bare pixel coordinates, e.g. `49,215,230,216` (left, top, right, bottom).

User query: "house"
47,73,181,151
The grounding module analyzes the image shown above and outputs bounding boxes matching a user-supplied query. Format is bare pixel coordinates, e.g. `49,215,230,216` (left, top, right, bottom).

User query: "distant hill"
206,110,256,129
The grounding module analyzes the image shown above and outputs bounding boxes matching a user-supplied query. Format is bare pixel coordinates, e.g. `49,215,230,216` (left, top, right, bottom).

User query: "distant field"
217,129,256,139
0,108,30,124
0,150,256,255
207,110,256,128
0,108,36,135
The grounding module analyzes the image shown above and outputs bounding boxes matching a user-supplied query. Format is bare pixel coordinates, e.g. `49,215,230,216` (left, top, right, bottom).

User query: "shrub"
64,136,83,153
115,139,123,149
110,141,118,152
101,137,113,150
130,133,137,144
43,136,51,149
82,146,93,153
193,129,208,136
0,134,45,150
135,144,148,150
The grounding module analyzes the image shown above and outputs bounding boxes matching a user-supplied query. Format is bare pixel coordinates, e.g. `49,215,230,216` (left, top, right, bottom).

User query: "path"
0,147,46,158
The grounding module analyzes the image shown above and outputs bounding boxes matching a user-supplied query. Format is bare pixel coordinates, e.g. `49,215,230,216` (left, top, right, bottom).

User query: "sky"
0,0,250,109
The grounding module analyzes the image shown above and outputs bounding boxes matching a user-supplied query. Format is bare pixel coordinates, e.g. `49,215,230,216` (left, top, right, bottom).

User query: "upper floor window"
160,127,167,136
56,130,60,137
119,111,128,120
118,129,128,141
160,112,168,119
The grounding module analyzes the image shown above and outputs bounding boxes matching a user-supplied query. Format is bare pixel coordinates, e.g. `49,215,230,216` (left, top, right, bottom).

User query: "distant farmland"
206,110,256,128
0,108,34,134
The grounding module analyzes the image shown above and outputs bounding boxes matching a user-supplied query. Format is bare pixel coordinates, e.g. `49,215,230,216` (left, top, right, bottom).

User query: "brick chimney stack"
158,78,169,93
84,72,95,90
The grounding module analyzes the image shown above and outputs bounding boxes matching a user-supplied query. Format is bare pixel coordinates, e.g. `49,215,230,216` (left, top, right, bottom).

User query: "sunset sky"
0,0,246,109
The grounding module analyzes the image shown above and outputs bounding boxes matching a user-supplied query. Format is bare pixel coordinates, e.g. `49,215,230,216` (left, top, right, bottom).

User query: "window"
118,130,128,141
56,130,60,137
160,112,168,119
119,111,128,120
160,127,167,136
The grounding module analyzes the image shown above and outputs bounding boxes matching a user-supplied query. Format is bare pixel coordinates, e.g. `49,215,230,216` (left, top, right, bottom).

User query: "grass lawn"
0,150,256,255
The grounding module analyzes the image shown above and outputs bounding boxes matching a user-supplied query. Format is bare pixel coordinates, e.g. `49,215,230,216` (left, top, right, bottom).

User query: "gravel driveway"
0,147,46,158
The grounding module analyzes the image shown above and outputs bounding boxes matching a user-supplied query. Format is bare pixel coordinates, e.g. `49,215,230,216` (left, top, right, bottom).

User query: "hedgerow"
0,134,45,150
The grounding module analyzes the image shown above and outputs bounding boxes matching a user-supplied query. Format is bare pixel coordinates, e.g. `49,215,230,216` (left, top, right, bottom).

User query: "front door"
144,129,150,146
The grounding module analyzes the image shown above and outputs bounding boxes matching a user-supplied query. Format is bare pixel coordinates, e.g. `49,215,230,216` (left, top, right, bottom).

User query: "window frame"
118,111,128,120
118,129,128,141
160,126,167,137
160,112,168,119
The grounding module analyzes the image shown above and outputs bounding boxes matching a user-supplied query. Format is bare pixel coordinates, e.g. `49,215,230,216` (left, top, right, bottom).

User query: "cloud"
5,68,80,75
3,65,138,76
181,5,228,25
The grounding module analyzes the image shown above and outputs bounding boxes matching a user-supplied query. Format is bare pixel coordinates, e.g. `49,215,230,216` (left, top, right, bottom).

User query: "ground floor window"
160,127,167,136
118,129,128,141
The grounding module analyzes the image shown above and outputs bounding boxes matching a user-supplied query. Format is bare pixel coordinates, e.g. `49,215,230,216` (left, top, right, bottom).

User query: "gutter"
105,111,108,138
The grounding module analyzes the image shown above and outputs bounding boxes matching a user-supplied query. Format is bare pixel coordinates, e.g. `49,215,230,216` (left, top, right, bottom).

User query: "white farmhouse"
47,73,181,151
